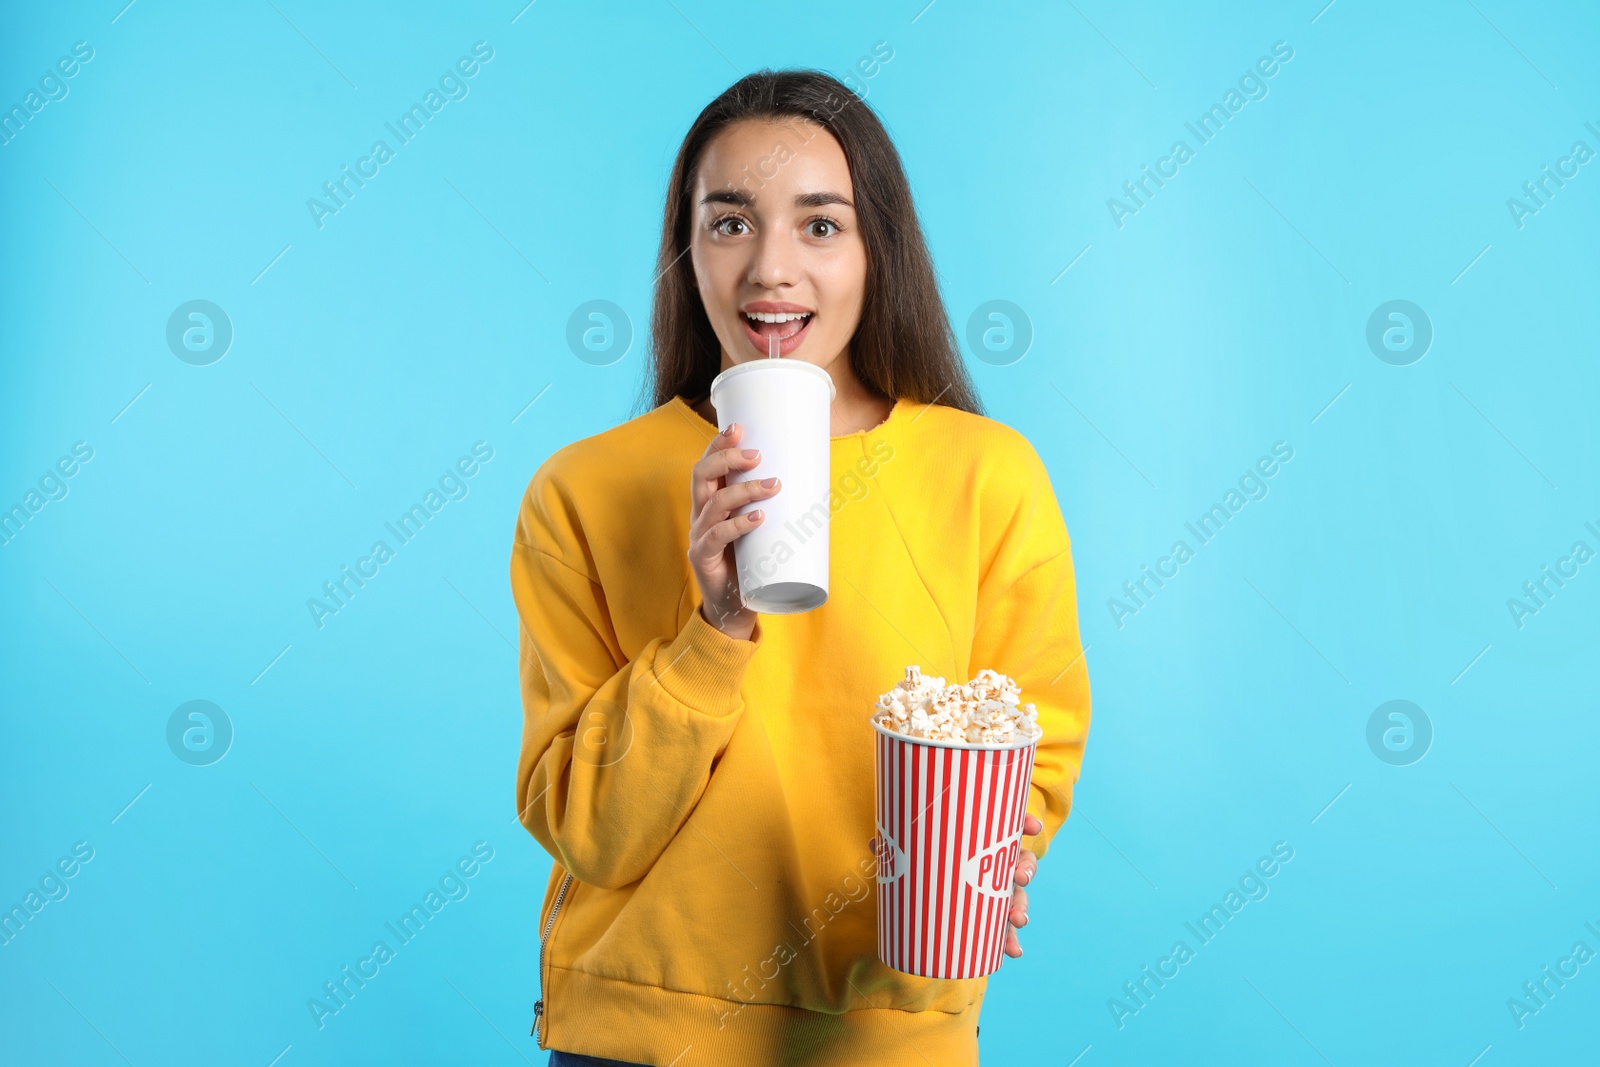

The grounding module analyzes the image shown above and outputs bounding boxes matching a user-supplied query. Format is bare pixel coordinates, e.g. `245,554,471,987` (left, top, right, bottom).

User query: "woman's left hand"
1002,813,1043,961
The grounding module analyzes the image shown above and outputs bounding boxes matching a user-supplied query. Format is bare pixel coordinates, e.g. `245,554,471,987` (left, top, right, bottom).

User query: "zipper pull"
531,999,543,1036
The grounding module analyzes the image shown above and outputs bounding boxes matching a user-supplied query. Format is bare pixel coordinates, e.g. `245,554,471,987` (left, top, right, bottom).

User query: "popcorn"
871,665,1042,746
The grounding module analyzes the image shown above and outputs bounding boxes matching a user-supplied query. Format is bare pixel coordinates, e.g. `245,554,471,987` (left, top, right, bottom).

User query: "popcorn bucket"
871,720,1037,979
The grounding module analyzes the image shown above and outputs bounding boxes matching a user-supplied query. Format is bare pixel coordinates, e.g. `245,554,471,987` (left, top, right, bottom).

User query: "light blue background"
3,1,1597,1064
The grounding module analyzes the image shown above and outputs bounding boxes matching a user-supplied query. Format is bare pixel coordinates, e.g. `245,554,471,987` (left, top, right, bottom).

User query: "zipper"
532,870,574,1048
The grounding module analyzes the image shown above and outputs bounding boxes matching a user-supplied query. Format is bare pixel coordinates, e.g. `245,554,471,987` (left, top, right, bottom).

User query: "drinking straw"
769,331,780,359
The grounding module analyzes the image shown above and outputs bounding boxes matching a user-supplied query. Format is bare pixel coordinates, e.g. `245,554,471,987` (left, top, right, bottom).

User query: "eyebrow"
699,190,854,209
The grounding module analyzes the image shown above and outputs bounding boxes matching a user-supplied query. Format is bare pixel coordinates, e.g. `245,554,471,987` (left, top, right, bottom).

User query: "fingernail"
723,423,737,436
742,448,759,459
760,476,777,487
749,510,763,521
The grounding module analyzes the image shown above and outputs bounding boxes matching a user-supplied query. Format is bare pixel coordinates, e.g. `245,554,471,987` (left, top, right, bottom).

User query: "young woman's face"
689,117,867,371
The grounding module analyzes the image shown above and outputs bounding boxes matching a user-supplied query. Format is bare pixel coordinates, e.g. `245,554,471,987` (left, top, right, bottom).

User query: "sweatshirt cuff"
651,606,761,716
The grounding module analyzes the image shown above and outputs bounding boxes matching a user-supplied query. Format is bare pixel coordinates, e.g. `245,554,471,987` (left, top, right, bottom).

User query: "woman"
511,69,1091,1066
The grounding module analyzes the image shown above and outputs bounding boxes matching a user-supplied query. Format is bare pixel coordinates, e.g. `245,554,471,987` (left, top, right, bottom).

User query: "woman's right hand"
689,420,781,641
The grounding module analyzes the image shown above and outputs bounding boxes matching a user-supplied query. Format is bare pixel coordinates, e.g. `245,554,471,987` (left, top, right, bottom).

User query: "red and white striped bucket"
871,720,1037,979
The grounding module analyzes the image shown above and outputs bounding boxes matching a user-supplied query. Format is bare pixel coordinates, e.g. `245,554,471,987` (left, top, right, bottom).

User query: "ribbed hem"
651,606,762,714
540,965,982,1067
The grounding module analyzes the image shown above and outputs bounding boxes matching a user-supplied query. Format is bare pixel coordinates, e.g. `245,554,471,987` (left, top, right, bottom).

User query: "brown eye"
808,218,840,238
714,217,749,236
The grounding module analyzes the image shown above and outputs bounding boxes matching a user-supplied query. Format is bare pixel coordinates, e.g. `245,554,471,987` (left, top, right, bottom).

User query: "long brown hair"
639,69,984,419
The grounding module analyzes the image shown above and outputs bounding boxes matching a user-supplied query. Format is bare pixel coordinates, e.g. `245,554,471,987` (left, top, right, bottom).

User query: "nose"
746,223,799,290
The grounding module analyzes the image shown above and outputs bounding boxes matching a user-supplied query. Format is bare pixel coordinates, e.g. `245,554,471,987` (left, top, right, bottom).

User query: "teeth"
744,311,812,323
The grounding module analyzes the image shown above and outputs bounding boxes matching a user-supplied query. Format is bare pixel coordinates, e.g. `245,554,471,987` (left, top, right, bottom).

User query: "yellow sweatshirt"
511,394,1091,1066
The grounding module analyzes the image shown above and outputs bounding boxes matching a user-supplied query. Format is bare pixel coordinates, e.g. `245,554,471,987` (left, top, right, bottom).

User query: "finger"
704,476,780,523
1023,812,1043,836
692,419,751,488
1013,848,1037,887
691,509,766,560
1008,885,1028,927
1003,925,1023,958
701,420,741,457
713,422,739,447
692,443,763,512
690,474,779,547
690,475,775,539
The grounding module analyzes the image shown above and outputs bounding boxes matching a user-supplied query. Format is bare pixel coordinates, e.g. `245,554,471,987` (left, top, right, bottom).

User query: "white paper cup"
708,359,835,614
871,721,1039,979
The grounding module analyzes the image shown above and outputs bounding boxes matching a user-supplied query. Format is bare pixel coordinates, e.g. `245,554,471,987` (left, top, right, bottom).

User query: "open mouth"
740,310,814,356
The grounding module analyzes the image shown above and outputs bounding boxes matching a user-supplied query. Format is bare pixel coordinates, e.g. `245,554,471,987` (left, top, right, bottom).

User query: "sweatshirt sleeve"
968,439,1092,864
510,462,761,890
